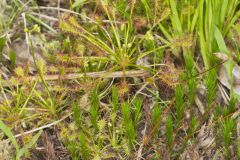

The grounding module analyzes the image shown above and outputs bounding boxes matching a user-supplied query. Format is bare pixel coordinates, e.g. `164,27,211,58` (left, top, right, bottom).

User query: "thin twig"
2,70,149,86
31,70,148,80
14,112,72,138
137,123,147,160
31,12,58,21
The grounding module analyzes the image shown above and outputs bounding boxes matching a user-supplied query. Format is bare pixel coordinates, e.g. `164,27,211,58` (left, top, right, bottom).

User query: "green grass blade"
224,10,240,36
141,0,151,22
0,37,6,61
220,0,228,29
16,130,42,160
214,26,228,54
199,0,209,68
169,0,182,34
0,120,20,152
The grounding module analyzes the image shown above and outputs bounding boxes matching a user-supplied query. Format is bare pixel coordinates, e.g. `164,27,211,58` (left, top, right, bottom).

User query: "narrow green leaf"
16,130,42,160
0,37,6,54
214,26,228,54
190,4,199,32
199,0,209,68
169,0,182,34
72,0,86,9
141,0,151,21
220,0,228,29
9,50,16,65
0,37,6,61
0,120,19,151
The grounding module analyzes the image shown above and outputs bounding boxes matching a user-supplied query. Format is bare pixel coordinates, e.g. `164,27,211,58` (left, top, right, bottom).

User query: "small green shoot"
90,89,100,131
121,102,136,147
166,116,174,148
221,118,235,159
0,120,42,160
